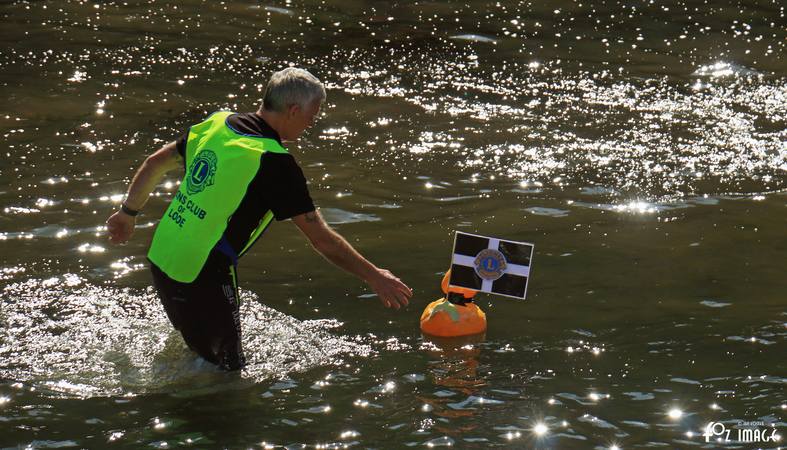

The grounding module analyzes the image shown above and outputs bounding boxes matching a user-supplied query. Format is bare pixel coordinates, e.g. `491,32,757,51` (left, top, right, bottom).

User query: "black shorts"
150,251,246,371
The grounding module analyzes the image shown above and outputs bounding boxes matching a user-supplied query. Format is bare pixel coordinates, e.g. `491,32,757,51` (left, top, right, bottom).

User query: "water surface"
1,0,785,448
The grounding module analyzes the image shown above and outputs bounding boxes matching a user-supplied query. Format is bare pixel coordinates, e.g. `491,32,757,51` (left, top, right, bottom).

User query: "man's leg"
150,257,246,371
214,264,245,370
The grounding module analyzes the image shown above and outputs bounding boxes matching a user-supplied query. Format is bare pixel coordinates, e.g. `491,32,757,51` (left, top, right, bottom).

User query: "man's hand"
106,210,136,244
366,268,412,309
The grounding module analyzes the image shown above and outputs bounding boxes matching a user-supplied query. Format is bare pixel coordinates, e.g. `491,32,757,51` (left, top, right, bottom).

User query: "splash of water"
0,275,372,398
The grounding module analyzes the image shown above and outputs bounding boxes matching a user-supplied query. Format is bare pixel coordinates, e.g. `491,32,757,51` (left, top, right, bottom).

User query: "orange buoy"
420,269,486,337
420,298,487,337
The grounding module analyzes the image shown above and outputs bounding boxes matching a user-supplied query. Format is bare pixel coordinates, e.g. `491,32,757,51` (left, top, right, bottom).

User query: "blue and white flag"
449,231,534,299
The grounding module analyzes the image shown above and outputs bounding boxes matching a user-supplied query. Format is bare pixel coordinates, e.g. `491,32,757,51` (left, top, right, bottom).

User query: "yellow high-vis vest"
148,111,288,282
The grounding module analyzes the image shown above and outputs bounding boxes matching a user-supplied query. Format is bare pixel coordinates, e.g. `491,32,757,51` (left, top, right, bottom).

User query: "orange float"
420,270,487,337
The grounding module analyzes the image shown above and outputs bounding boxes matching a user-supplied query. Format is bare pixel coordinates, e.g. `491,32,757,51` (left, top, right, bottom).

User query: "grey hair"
261,67,326,113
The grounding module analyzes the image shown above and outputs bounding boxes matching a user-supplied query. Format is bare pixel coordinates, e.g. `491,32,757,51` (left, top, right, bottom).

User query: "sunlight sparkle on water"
78,243,105,253
340,430,360,439
533,423,548,436
108,431,124,442
67,70,87,82
615,201,657,214
35,198,54,208
668,408,683,419
694,62,735,77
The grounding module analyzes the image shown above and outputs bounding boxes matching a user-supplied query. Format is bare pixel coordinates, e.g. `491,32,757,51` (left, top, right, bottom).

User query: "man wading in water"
106,68,412,370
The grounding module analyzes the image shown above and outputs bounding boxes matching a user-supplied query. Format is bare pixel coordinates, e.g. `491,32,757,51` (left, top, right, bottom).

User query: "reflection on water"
1,0,785,447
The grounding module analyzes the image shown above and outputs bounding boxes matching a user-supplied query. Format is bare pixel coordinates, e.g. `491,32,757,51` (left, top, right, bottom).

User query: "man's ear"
287,104,301,119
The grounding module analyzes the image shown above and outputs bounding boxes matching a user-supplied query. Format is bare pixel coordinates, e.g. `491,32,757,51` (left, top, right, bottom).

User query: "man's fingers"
372,273,412,310
396,290,409,306
395,280,413,297
385,291,407,308
108,228,130,244
387,293,404,309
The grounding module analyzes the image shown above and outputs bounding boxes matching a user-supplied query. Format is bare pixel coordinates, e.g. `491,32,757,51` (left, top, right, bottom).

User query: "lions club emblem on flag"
474,248,507,281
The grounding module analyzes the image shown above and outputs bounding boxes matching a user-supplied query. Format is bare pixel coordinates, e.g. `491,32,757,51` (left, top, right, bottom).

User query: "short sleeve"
175,131,189,159
259,154,316,221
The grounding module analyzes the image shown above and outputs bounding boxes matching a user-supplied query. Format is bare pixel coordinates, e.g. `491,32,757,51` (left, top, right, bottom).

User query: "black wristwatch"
120,203,139,217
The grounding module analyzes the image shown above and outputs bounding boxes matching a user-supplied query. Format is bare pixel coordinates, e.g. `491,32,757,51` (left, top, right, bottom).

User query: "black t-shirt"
175,112,315,255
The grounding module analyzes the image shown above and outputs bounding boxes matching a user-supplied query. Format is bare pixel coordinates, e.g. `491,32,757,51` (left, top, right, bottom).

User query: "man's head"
258,68,326,141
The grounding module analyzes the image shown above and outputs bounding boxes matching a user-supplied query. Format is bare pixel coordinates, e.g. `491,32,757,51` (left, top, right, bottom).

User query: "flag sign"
449,231,534,299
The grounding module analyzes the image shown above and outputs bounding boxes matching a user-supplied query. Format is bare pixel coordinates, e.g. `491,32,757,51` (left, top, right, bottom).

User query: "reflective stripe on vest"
148,111,288,282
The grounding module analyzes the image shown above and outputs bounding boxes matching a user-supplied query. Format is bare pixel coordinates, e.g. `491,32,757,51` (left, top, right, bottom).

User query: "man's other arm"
292,210,412,309
106,141,183,244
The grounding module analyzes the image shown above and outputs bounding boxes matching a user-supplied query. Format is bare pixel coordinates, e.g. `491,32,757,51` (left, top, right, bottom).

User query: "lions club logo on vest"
474,248,507,281
186,150,218,195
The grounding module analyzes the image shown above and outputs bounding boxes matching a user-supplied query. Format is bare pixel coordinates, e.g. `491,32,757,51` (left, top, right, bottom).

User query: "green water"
1,0,785,448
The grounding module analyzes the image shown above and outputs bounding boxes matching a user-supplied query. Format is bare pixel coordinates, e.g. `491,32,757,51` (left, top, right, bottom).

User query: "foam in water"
0,275,372,398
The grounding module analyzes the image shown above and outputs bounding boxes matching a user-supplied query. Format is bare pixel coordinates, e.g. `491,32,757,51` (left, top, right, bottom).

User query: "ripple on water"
524,206,571,217
0,275,372,397
622,392,656,401
422,436,455,447
447,395,504,410
577,414,619,430
693,61,759,78
320,208,381,225
448,34,497,43
700,300,732,308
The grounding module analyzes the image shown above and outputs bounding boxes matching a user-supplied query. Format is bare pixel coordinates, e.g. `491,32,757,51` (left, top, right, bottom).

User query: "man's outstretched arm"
106,141,183,244
292,210,412,309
